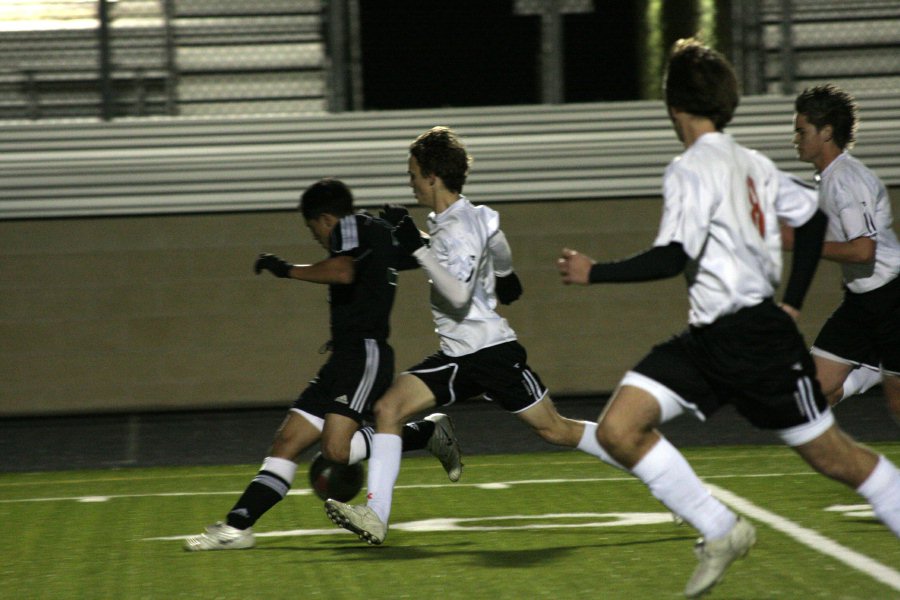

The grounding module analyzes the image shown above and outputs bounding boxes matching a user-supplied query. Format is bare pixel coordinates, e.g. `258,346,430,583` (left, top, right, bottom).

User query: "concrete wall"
3,192,898,416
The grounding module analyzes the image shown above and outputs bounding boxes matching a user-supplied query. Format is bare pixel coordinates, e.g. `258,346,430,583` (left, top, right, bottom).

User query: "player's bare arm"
255,252,355,285
779,221,795,251
821,236,876,264
290,255,355,284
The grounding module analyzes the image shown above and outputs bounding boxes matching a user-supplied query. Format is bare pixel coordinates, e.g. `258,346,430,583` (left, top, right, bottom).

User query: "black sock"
401,419,435,451
226,471,290,529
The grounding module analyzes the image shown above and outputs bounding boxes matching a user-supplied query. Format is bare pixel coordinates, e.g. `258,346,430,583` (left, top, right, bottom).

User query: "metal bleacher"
0,0,324,121
1,91,899,220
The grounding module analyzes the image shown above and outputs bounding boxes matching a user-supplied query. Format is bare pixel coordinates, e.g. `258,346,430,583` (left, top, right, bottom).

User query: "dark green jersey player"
184,178,462,551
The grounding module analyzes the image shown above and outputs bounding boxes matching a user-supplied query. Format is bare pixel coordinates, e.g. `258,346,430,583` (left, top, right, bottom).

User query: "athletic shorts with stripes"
631,299,828,430
403,340,547,413
812,274,900,375
292,339,394,423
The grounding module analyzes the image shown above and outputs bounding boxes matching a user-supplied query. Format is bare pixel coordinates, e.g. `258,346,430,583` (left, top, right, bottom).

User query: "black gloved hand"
495,272,523,305
254,253,292,278
394,215,425,255
379,203,409,227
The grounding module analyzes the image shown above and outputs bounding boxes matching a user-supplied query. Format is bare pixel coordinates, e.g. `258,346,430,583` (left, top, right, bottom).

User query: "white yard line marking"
4,471,896,591
0,472,823,504
146,512,677,541
707,483,900,592
0,472,827,504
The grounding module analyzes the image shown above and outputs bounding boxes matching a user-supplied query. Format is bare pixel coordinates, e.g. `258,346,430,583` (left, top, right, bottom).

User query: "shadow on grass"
256,531,697,568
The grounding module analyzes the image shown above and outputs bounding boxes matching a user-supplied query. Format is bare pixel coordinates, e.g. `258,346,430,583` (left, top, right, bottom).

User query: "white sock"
259,456,297,485
856,455,900,537
630,437,736,540
840,367,882,402
576,421,626,471
348,426,374,465
365,433,402,524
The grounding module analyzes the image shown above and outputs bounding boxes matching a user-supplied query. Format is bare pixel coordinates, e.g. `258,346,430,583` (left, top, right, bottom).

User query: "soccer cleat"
424,413,463,482
324,499,387,545
183,522,255,551
684,517,756,598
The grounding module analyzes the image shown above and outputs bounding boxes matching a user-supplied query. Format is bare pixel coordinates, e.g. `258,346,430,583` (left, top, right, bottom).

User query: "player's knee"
372,398,404,428
596,418,636,454
320,440,351,465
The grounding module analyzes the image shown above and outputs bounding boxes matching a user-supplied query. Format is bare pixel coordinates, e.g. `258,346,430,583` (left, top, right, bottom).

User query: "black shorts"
632,299,828,430
292,339,394,423
404,341,547,413
812,275,900,375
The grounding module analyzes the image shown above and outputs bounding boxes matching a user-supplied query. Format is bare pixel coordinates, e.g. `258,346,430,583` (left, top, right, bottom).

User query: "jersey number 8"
747,177,765,237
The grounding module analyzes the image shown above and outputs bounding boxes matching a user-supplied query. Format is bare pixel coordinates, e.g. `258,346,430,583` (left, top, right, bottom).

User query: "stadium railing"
1,92,898,220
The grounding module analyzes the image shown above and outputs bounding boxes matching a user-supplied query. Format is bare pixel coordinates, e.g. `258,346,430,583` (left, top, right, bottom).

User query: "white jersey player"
793,84,900,416
559,40,900,598
325,126,630,546
655,133,820,327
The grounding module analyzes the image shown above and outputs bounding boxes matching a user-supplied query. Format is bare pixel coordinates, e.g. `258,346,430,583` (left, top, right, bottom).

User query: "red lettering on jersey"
747,176,765,237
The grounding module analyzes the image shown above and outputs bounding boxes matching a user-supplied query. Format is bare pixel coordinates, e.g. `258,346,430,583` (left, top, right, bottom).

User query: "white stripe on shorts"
350,339,378,413
522,368,546,401
794,375,819,421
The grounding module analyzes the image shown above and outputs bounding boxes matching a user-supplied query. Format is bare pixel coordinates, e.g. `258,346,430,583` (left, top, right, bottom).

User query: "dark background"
359,0,641,109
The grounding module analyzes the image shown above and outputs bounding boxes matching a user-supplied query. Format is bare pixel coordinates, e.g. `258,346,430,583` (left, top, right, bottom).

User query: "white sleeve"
775,170,818,227
411,246,471,310
488,229,513,276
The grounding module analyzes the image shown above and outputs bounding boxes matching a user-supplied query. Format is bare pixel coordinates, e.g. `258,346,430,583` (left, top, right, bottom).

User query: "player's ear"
321,213,340,228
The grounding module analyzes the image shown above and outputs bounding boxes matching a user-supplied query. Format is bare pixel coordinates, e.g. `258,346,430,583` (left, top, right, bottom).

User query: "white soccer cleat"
183,522,255,552
425,413,463,482
324,499,387,545
684,517,756,598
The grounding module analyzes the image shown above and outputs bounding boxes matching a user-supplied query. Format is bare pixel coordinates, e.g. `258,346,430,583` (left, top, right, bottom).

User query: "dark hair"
409,126,471,193
664,38,739,130
299,178,354,220
794,84,857,150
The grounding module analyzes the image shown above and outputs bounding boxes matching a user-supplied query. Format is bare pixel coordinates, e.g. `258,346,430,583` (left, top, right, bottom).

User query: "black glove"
495,272,523,305
254,253,292,278
378,203,409,227
394,215,425,254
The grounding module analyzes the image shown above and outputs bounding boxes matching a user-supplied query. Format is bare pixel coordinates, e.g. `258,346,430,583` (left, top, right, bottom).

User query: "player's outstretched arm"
395,215,472,309
559,243,687,285
254,252,354,285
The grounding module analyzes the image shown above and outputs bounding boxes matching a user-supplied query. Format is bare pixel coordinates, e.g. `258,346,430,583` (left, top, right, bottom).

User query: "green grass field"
2,444,898,600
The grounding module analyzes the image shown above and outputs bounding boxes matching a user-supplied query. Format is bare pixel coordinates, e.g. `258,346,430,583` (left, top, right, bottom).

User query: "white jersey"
422,196,517,357
654,132,818,326
817,152,900,293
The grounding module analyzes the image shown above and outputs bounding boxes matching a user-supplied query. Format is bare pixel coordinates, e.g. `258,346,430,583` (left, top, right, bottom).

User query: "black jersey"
328,212,400,345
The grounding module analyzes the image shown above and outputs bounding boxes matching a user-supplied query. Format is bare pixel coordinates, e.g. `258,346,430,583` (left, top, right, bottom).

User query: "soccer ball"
308,451,365,502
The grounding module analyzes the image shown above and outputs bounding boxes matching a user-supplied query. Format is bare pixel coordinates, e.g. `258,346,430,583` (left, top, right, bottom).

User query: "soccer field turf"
1,444,898,600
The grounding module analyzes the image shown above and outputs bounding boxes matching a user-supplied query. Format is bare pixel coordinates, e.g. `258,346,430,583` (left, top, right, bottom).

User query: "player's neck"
679,118,718,148
814,145,843,173
432,191,461,214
